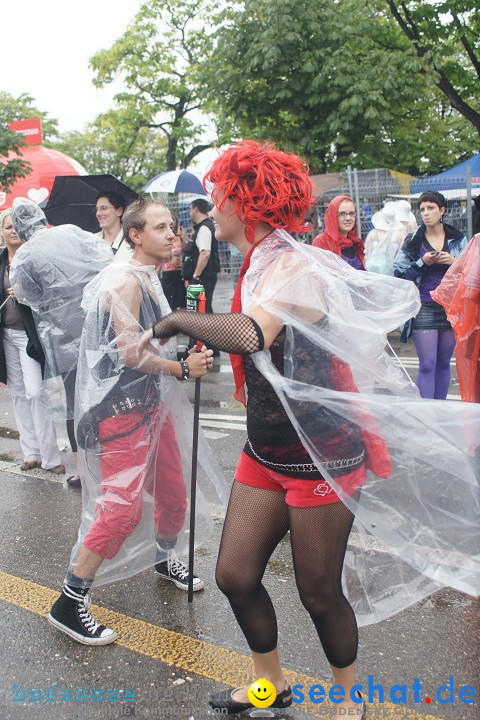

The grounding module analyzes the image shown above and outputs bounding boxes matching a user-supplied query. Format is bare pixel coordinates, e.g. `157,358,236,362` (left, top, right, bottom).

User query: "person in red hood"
313,195,365,270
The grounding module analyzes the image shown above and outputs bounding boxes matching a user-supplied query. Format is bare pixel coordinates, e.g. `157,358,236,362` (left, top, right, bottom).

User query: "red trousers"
83,411,187,559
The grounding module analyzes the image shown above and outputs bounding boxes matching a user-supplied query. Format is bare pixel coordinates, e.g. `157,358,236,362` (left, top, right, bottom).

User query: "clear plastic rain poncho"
243,231,479,625
365,202,400,275
69,260,229,585
10,201,113,389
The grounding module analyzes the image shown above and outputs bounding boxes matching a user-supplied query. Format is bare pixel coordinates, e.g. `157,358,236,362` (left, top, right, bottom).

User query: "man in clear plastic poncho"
138,141,479,718
47,197,228,646
10,197,114,486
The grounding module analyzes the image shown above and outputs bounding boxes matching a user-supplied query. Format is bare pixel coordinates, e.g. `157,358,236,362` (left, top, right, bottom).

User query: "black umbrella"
44,175,138,232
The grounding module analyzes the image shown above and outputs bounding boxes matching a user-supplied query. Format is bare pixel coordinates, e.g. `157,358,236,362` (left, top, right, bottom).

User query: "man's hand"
185,345,213,378
137,328,155,359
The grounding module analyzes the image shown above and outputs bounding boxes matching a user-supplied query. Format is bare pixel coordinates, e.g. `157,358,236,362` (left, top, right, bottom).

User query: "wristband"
176,360,190,381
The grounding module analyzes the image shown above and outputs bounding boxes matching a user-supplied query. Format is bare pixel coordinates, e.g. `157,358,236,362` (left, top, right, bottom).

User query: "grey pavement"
0,276,477,720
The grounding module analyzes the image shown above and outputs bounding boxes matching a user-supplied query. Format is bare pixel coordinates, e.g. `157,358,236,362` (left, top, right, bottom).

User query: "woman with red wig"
137,141,480,718
313,195,365,270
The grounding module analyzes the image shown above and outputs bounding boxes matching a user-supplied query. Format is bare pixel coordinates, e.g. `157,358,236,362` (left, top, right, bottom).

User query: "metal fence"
311,167,478,245
158,168,479,277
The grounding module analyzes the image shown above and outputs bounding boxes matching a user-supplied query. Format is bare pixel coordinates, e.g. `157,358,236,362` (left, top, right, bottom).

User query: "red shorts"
234,451,365,508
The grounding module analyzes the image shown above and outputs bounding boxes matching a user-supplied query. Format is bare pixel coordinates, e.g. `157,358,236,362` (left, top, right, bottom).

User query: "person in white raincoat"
10,197,114,486
138,141,480,718
48,197,228,646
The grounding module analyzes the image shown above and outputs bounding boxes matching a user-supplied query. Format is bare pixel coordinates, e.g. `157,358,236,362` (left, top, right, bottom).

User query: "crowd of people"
0,141,479,718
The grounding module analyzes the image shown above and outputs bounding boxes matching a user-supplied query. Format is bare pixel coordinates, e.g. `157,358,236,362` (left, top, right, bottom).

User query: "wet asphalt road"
0,277,478,720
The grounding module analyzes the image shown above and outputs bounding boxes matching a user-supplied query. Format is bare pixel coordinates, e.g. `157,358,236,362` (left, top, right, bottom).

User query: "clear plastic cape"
9,224,113,379
243,230,480,626
69,260,229,586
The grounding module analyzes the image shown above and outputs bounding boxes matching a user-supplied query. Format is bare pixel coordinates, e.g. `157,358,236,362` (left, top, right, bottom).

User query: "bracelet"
176,360,190,381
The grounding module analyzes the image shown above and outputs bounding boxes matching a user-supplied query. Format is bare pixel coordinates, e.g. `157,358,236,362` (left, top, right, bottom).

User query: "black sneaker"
154,551,204,591
48,585,117,646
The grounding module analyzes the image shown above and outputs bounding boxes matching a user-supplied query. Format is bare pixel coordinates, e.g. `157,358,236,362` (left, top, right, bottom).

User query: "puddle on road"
419,592,472,612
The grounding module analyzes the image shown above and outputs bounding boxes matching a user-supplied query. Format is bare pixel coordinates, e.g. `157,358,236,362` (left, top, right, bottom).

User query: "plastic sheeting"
69,261,229,585
10,221,113,381
432,233,480,403
243,230,479,625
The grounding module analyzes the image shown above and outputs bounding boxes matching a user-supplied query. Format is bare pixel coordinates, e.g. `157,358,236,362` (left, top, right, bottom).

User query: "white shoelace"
167,555,189,580
78,602,100,634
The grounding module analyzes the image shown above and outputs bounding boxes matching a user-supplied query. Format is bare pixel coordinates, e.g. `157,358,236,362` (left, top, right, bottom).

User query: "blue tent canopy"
410,154,480,193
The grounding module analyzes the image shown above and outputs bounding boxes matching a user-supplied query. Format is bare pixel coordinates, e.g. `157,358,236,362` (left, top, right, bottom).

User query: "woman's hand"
7,287,16,300
435,251,455,266
185,345,213,378
422,251,440,266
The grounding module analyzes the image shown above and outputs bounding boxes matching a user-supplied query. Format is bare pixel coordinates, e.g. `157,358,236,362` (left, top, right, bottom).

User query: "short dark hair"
122,196,168,248
190,198,211,215
96,191,126,212
418,191,446,209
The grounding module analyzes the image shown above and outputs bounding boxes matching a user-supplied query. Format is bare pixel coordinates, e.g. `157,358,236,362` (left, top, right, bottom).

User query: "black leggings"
216,481,358,668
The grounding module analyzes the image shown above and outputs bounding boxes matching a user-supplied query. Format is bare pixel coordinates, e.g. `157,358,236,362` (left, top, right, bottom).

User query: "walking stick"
186,285,206,602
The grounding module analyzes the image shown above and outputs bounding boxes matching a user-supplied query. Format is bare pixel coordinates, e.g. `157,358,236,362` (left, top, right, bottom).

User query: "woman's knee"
297,581,341,618
215,560,261,598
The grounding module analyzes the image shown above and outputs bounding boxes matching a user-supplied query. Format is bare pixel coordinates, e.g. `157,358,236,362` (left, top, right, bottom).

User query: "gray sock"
64,571,94,591
156,536,177,563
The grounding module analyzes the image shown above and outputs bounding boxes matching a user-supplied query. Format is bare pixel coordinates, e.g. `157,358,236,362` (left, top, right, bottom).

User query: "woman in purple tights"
394,191,467,399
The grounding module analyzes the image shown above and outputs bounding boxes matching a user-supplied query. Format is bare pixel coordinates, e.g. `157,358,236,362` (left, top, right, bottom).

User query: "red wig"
204,140,315,243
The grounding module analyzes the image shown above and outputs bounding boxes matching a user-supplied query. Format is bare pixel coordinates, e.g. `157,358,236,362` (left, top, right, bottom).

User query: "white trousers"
3,328,61,468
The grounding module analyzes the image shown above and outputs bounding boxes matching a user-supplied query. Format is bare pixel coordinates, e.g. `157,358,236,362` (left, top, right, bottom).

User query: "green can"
186,282,205,313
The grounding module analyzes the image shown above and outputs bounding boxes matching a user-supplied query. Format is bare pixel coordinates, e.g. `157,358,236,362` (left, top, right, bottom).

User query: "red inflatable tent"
0,144,86,210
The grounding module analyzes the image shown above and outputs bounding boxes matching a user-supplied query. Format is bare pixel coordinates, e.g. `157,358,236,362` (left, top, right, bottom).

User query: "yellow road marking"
0,570,444,719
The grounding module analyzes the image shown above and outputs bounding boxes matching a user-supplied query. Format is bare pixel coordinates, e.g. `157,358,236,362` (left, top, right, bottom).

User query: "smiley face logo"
247,678,277,708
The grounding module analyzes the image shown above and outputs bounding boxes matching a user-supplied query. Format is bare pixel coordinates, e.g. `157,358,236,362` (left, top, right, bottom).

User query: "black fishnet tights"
152,312,264,354
216,482,358,668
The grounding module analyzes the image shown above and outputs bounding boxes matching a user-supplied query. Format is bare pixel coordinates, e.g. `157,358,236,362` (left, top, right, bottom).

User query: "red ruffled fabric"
432,233,480,402
230,241,264,405
313,195,365,268
330,356,392,478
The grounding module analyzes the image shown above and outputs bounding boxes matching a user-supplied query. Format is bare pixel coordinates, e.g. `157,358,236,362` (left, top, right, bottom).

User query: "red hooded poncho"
313,195,365,269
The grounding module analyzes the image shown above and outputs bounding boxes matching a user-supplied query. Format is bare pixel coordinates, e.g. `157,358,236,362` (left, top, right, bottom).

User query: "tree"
381,0,480,137
53,107,167,193
0,91,59,142
90,0,220,171
0,127,31,194
205,0,478,174
0,92,59,194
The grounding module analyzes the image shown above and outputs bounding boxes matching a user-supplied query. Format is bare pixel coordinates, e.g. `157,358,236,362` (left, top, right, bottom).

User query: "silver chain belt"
247,439,365,473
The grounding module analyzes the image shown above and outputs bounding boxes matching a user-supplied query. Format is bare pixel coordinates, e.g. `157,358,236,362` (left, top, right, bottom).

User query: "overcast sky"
2,0,219,174
2,0,141,131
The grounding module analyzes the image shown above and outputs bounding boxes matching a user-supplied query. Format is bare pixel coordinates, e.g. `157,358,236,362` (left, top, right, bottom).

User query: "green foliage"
205,0,479,174
0,92,60,192
0,126,31,193
0,91,59,142
52,107,167,193
89,0,220,170
380,0,480,135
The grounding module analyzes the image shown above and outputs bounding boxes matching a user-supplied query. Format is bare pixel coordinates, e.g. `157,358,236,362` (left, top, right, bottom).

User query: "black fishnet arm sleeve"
152,312,265,355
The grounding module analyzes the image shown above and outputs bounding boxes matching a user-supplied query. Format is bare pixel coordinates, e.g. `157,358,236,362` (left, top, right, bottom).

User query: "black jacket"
0,247,45,384
191,217,220,277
